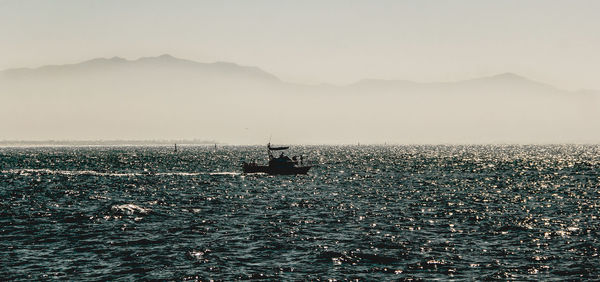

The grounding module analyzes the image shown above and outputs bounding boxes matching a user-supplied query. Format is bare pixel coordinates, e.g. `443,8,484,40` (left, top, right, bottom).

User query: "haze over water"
2,1,600,144
1,145,599,280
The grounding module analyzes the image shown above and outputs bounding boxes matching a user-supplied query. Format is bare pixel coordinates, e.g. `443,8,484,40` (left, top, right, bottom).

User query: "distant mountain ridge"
1,54,593,92
1,54,280,82
2,54,600,143
348,72,562,94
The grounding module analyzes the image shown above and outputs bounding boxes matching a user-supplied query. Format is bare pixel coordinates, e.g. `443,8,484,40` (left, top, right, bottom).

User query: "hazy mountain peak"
79,56,127,66
140,54,182,61
484,72,534,83
459,72,557,92
468,72,530,83
109,56,126,61
135,54,184,62
1,54,280,81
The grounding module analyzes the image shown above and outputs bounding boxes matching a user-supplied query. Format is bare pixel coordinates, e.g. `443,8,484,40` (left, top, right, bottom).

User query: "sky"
1,0,599,90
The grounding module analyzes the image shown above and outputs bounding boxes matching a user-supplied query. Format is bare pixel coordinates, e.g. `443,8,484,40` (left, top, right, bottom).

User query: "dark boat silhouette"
242,143,312,175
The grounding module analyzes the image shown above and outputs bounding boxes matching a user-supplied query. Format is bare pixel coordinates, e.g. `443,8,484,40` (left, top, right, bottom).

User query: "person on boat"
276,152,291,163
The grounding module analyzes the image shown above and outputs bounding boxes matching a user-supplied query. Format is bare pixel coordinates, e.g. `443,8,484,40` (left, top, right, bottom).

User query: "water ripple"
1,145,599,280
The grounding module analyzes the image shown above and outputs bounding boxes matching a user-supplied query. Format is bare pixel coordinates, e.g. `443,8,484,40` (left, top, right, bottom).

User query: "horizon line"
2,140,600,147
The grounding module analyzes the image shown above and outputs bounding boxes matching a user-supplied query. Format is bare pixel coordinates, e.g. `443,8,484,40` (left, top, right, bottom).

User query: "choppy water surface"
1,145,600,280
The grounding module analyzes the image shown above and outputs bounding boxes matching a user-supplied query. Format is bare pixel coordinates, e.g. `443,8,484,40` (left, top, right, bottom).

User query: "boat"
242,143,313,175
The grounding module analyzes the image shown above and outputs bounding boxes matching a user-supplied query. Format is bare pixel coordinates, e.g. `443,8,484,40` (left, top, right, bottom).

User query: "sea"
1,145,599,280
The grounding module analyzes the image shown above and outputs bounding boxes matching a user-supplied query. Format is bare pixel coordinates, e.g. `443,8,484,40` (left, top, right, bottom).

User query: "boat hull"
242,163,312,175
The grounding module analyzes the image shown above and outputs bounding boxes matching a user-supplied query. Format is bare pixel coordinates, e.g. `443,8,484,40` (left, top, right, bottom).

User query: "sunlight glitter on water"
1,145,599,280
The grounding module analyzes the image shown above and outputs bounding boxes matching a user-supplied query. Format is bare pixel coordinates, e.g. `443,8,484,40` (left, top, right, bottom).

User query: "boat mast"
267,142,273,160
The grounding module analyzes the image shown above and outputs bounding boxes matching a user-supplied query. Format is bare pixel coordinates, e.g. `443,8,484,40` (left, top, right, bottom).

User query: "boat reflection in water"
242,143,313,175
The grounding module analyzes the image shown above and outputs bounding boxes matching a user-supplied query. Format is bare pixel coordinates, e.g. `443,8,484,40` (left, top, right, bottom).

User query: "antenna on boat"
267,135,273,160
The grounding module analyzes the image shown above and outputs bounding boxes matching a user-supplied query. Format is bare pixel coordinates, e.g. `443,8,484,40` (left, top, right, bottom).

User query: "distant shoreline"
0,140,219,146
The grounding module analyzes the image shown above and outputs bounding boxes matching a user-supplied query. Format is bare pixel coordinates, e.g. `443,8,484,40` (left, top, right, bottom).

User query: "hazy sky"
1,0,599,90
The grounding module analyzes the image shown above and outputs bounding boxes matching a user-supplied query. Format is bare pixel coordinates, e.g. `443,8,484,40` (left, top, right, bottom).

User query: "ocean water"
1,145,599,280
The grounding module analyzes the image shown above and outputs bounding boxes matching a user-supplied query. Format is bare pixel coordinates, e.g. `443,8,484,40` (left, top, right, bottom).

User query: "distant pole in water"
214,143,217,150
174,143,178,152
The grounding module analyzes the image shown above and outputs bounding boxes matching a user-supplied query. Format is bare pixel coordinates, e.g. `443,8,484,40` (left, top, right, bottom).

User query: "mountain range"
2,54,279,82
3,54,595,93
1,55,599,144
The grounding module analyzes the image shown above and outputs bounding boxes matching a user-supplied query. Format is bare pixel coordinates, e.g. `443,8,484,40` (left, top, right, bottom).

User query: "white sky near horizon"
1,0,599,90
